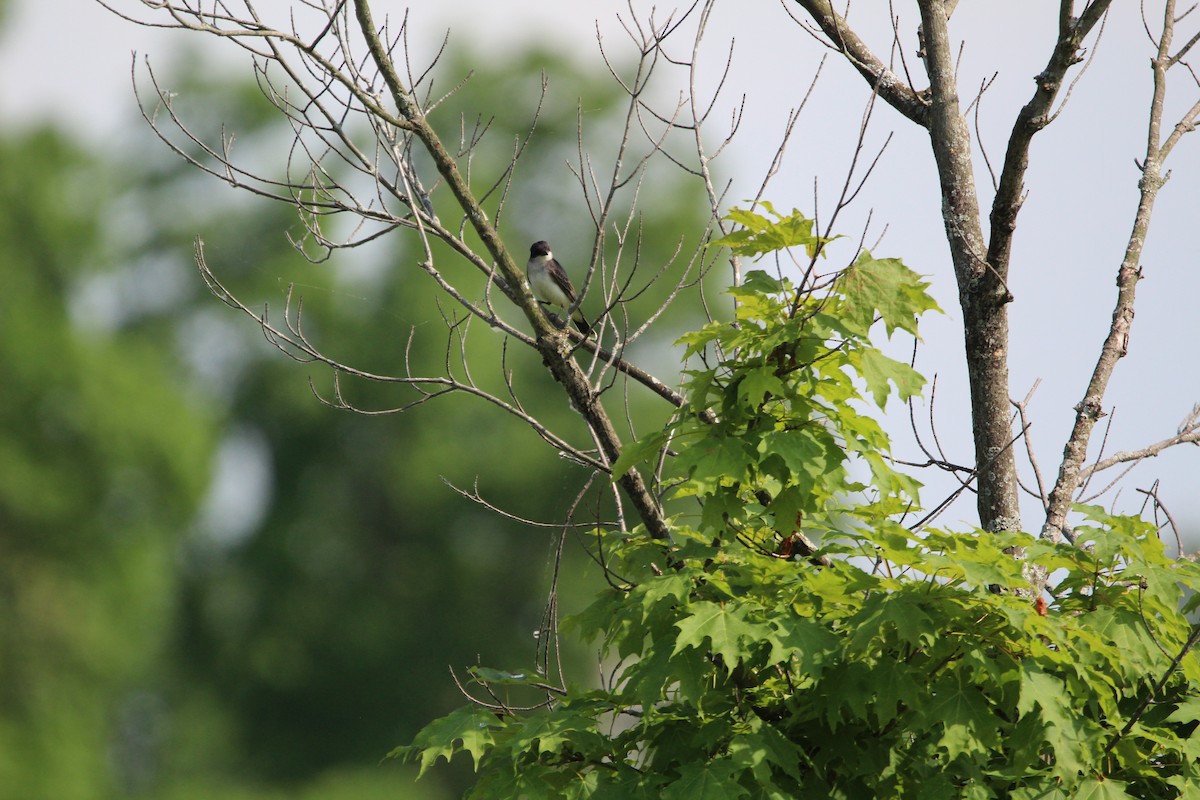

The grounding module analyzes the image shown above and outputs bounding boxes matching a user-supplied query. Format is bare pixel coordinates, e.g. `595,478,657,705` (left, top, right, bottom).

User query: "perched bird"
526,240,591,334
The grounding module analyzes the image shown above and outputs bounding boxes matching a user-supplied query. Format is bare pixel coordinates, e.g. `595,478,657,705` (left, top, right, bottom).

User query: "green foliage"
400,208,1200,797
714,201,832,258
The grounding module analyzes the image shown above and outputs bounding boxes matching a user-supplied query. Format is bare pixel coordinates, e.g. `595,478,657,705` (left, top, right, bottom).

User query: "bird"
526,240,591,334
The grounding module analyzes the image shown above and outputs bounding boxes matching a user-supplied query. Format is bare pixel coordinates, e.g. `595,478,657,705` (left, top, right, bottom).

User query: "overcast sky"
3,0,1197,540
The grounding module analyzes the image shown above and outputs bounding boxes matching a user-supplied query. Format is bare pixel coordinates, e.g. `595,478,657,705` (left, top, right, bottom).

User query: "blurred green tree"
0,129,216,799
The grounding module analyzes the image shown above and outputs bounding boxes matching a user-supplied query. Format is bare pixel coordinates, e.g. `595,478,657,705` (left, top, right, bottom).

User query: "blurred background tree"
0,35,708,800
0,126,216,800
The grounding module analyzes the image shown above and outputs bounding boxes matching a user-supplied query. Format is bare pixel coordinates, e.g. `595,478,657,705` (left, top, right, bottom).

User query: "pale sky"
3,0,1198,540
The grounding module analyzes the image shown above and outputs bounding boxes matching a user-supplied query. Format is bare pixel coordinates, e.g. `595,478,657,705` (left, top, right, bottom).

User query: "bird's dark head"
530,240,551,258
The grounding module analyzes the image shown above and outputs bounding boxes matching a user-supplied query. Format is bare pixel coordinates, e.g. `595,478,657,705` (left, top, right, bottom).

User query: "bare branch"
1011,381,1049,511
1137,481,1185,557
1075,422,1200,484
789,0,930,126
1041,0,1200,542
986,2,1112,279
194,239,609,472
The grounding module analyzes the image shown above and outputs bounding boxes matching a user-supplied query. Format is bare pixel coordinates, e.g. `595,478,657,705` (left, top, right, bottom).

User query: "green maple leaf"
840,252,941,338
611,429,668,480
711,202,825,258
663,760,750,800
393,705,499,777
758,428,842,485
1018,662,1093,774
924,671,999,760
857,348,926,408
673,601,768,667
1073,777,1134,799
506,710,603,757
765,618,837,678
737,366,786,406
677,433,753,491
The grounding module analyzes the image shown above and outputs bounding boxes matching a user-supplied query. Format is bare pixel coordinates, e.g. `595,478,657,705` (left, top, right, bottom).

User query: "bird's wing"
547,257,578,304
